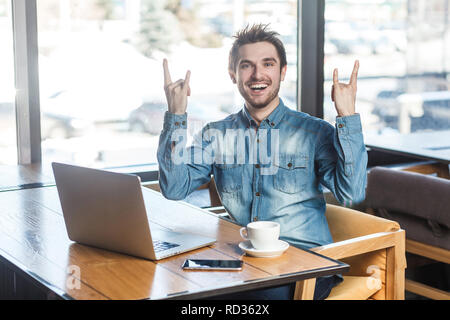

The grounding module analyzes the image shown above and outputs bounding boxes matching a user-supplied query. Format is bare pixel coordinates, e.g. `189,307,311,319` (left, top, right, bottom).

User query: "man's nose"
251,65,263,79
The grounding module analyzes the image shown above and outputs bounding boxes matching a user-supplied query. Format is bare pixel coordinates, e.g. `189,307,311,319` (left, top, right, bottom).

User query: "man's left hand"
331,60,359,117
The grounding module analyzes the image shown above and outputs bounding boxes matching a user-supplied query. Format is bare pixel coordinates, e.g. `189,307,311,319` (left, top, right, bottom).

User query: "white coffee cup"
240,221,280,250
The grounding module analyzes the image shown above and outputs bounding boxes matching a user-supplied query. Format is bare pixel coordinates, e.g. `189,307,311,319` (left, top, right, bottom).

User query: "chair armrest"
312,230,404,264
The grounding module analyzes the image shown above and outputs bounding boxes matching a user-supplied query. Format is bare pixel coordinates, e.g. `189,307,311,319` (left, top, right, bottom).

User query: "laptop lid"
52,162,158,259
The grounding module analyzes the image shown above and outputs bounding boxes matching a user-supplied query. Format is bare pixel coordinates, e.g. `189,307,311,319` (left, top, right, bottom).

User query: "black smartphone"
182,259,243,271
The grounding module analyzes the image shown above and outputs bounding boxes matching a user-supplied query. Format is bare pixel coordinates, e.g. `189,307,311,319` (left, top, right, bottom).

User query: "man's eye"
240,64,249,69
265,62,274,67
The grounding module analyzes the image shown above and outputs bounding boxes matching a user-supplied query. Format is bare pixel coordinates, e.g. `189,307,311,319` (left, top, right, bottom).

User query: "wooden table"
0,163,55,191
0,165,348,300
365,130,450,178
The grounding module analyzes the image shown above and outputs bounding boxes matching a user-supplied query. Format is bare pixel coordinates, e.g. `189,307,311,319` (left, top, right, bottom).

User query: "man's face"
230,41,287,109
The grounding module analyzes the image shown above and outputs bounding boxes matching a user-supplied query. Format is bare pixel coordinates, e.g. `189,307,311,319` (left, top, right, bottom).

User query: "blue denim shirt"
157,99,367,250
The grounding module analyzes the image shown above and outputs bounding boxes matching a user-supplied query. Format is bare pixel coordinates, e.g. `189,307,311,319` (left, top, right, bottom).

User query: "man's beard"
238,80,281,109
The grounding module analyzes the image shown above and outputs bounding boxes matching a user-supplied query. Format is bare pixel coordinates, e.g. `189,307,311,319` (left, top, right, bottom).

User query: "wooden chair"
294,204,406,300
366,167,450,300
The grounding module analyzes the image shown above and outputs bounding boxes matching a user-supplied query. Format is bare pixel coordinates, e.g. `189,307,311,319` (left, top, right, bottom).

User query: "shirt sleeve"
315,113,368,206
157,112,213,200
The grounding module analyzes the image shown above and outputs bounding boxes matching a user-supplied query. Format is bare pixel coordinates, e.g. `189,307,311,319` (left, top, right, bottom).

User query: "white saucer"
239,240,289,258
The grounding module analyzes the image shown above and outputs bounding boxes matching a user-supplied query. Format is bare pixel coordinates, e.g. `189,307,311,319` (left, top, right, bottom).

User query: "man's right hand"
163,58,191,115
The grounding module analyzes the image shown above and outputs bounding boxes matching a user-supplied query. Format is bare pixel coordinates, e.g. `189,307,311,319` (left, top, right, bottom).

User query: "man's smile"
248,82,270,95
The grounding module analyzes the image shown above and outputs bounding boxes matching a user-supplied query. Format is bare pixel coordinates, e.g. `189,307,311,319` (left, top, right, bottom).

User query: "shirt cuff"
335,113,362,134
163,111,188,131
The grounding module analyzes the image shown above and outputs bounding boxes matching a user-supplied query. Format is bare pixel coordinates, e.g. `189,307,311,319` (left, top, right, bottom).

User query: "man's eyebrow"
262,57,278,63
239,57,278,65
239,59,254,65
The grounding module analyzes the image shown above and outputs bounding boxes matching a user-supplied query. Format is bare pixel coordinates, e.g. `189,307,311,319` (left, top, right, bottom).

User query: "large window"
324,0,450,136
36,0,297,168
0,0,17,165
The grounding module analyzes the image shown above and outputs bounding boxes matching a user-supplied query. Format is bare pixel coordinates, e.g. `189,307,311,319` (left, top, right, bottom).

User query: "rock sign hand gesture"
331,60,359,117
163,58,191,115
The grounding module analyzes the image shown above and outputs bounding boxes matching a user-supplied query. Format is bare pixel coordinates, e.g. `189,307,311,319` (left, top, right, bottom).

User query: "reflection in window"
37,0,297,168
324,0,450,137
0,0,16,165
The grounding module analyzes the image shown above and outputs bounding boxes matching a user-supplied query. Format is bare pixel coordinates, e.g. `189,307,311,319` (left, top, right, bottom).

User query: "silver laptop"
52,162,216,260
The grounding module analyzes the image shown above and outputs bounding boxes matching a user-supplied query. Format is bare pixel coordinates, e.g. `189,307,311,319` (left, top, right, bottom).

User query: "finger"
333,68,338,85
163,59,172,86
183,70,191,92
349,60,359,86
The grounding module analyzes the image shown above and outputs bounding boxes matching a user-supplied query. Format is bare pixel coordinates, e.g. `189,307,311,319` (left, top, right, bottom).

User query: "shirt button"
175,122,180,126
270,122,275,127
255,192,261,197
255,164,260,169
338,123,344,128
182,121,186,125
253,217,258,222
287,163,292,168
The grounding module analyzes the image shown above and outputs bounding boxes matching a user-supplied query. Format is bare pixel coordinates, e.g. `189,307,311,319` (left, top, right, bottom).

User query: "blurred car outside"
42,111,94,140
373,90,450,133
128,99,229,136
0,100,93,140
42,88,142,123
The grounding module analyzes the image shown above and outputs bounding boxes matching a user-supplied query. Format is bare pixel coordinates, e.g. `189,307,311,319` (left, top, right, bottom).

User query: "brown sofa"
366,167,450,300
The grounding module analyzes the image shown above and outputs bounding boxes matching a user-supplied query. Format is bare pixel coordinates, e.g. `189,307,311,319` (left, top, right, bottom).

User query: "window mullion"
300,0,325,118
12,0,41,164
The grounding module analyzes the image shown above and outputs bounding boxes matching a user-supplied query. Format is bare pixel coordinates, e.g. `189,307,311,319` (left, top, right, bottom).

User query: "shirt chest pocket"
214,163,243,193
273,154,309,194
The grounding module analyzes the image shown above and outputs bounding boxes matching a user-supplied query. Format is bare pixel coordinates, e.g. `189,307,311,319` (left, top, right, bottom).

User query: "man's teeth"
250,84,268,89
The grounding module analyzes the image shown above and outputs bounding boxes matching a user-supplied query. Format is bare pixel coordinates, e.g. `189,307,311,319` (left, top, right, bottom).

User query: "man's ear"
280,64,287,81
229,70,237,84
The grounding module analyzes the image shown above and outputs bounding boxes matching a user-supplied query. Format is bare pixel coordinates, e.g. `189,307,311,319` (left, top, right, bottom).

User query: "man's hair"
228,23,287,73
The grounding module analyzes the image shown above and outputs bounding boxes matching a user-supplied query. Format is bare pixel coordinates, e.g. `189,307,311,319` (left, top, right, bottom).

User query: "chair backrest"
325,204,400,243
366,167,450,250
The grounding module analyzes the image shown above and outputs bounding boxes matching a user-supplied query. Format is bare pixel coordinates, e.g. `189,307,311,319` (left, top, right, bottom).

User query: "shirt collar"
242,105,256,127
241,98,287,128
